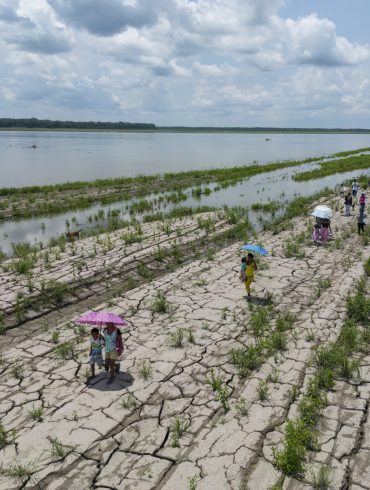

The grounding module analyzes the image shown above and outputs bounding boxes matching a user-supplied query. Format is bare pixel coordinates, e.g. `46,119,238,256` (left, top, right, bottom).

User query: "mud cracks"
0,194,369,490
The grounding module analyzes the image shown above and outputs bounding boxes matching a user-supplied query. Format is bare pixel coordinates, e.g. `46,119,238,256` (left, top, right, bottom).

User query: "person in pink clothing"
320,225,329,243
312,224,321,243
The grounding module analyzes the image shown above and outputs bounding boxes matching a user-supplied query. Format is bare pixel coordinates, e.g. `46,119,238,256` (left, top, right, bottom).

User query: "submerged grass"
0,153,331,221
293,153,370,181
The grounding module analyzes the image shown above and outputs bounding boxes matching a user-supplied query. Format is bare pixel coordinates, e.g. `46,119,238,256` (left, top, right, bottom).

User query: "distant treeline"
0,118,156,130
157,126,370,133
1,118,370,133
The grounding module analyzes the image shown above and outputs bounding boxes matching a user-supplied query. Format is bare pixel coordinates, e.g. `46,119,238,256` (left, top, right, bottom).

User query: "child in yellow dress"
244,253,258,298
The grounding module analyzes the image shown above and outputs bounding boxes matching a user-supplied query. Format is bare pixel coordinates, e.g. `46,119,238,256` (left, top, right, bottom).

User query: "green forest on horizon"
1,117,370,133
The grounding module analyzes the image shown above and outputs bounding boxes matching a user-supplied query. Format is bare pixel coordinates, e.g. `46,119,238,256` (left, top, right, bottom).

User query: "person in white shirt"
352,179,359,197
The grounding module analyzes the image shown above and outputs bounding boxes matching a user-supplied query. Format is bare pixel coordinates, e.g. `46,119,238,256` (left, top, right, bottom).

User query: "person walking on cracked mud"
358,210,367,235
344,193,352,216
103,322,123,384
244,253,258,299
88,327,105,379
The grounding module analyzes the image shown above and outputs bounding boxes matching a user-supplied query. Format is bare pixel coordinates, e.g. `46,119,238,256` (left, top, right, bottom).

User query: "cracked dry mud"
0,196,369,490
0,213,232,328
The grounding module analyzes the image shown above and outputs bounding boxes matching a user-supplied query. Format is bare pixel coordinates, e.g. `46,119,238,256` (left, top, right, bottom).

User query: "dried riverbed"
0,191,370,489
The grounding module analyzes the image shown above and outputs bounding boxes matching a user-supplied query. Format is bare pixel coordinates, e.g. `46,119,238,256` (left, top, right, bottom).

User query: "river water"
1,130,370,187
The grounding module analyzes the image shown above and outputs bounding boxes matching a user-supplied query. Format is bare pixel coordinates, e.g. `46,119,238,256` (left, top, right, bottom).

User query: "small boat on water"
265,138,271,141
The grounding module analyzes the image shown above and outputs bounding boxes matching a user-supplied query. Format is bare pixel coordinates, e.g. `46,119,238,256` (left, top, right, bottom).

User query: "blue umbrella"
241,244,268,256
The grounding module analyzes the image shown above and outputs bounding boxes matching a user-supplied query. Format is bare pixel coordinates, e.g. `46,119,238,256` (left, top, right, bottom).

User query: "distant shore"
1,116,370,135
1,127,370,134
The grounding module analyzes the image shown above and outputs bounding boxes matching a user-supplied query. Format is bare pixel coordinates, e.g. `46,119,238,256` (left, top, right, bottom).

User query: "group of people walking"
343,179,367,234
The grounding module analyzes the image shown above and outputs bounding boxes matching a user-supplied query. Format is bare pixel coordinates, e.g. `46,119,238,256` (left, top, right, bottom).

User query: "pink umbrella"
77,311,128,326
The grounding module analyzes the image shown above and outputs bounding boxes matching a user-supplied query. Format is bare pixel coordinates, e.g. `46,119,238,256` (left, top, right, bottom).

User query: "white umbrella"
311,205,333,220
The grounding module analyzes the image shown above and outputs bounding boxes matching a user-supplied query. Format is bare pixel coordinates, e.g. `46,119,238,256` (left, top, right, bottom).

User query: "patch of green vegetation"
170,417,190,448
274,271,369,478
14,294,29,323
346,290,370,324
137,360,153,381
249,306,272,337
275,312,295,332
28,405,44,421
333,147,370,158
0,422,9,449
267,368,280,384
168,328,186,347
0,312,5,335
121,230,143,245
11,242,40,257
120,394,136,410
53,341,76,360
11,359,25,379
137,262,154,280
293,153,370,181
317,278,331,289
257,379,270,401
283,240,305,259
206,369,230,411
268,331,288,352
153,246,167,261
0,459,39,486
40,279,70,306
186,329,195,344
125,275,139,290
251,201,281,213
11,254,37,274
48,437,78,461
230,344,264,378
151,291,172,314
188,475,198,490
310,465,332,490
273,419,316,476
235,397,249,416
288,385,299,404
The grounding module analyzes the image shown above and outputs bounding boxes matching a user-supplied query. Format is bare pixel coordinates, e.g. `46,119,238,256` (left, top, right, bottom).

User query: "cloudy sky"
1,0,370,127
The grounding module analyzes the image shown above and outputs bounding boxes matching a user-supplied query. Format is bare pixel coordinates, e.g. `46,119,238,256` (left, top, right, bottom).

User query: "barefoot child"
103,322,123,383
245,253,258,298
89,328,104,378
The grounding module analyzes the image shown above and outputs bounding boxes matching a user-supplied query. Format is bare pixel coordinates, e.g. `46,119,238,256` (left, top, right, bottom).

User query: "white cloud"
193,61,238,77
0,0,73,54
0,0,370,126
284,14,369,66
